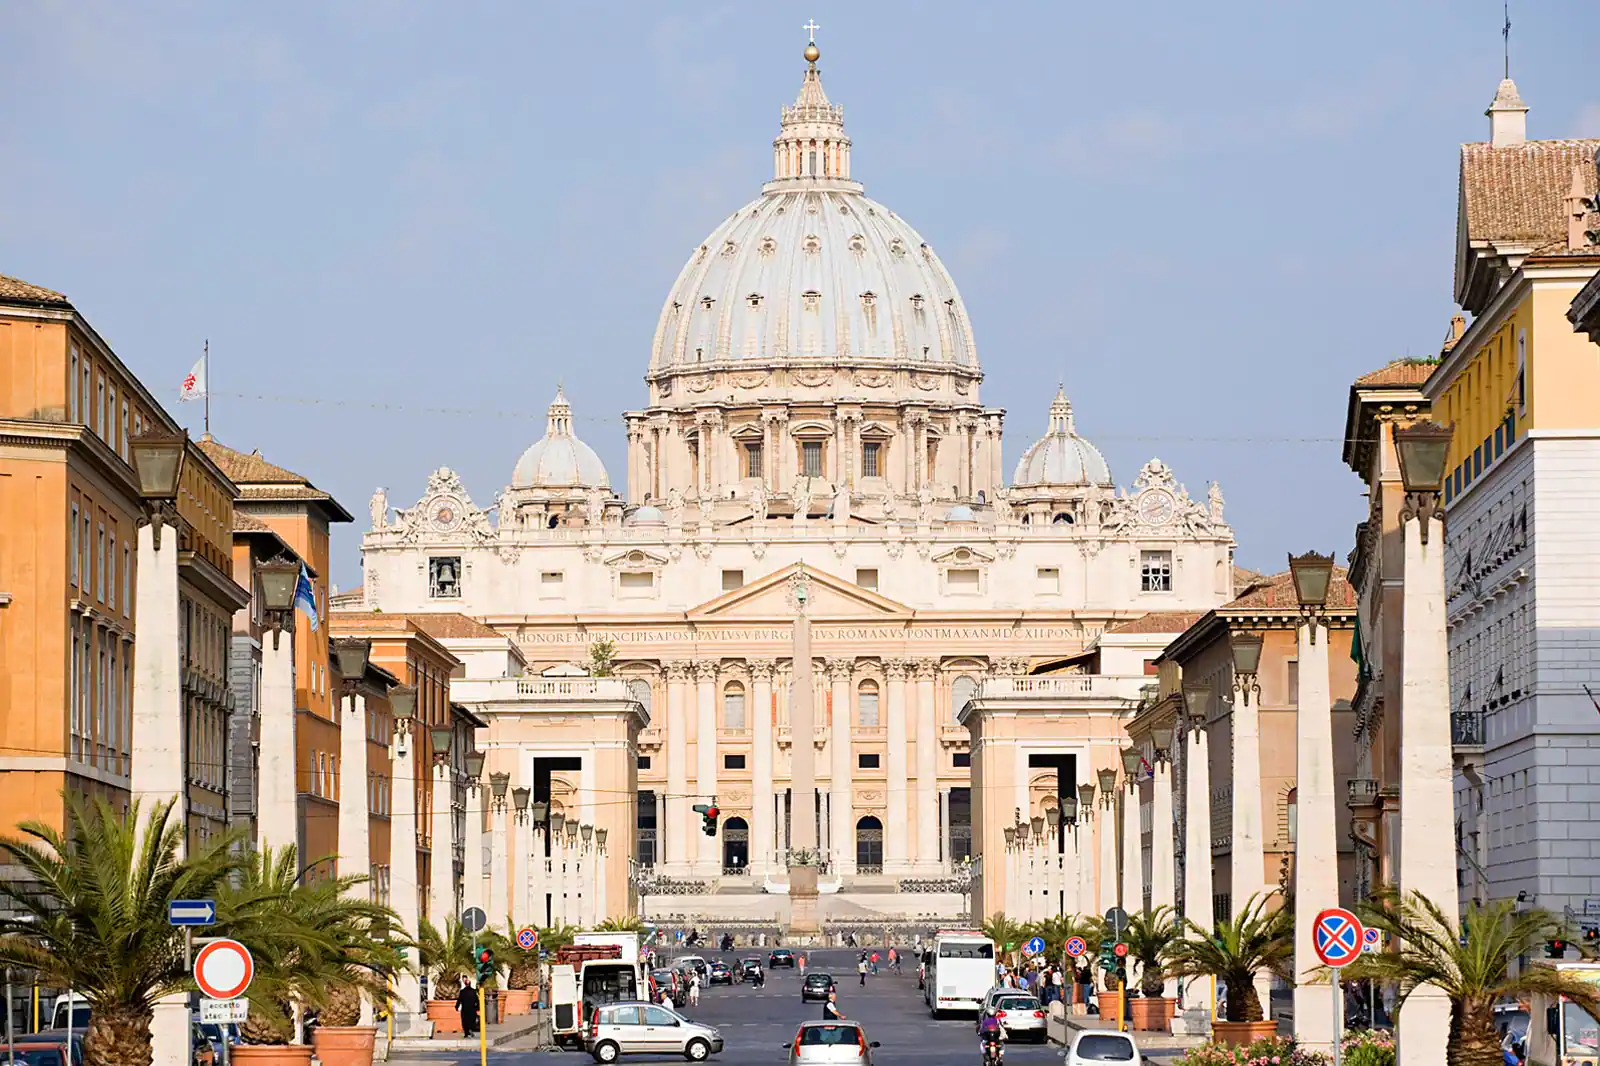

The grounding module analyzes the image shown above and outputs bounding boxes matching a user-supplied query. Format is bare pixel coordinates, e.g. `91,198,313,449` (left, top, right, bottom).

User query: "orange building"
0,274,247,846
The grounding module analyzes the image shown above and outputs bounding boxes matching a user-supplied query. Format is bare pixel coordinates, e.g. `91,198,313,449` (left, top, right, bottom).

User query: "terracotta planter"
499,989,535,1016
1211,1020,1279,1046
1095,989,1123,1024
231,1046,313,1066
311,1026,376,1066
426,999,464,1035
1127,995,1176,1031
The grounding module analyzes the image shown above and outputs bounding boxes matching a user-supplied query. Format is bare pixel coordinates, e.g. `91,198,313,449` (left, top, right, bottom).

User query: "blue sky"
3,2,1595,589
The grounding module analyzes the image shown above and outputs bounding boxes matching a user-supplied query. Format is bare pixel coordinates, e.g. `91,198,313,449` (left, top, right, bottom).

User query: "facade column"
1230,660,1271,1016
913,661,939,869
1074,822,1094,919
1181,708,1214,1023
884,660,911,872
388,719,422,1024
463,779,485,912
694,660,720,874
1293,617,1337,1053
429,760,454,928
750,661,777,876
1098,789,1118,913
1151,750,1177,1000
957,419,972,498
257,631,297,852
665,662,691,870
339,693,371,888
1398,503,1459,1064
1121,778,1141,914
548,831,565,928
488,781,509,928
827,659,855,874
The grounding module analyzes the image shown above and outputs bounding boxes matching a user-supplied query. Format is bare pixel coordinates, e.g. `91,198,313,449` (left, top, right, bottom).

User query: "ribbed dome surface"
511,389,609,489
1012,389,1114,488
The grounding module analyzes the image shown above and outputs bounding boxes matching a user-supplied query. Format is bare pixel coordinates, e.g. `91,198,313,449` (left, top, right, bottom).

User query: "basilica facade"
359,43,1239,915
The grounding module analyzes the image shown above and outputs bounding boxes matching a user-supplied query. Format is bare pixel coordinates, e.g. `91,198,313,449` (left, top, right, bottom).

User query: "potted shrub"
1165,893,1292,1046
1124,906,1181,1030
490,921,541,1017
418,919,475,1035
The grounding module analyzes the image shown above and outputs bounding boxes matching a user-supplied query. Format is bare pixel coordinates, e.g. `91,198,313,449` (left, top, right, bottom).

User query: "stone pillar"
489,792,509,928
694,660,719,874
463,780,485,912
517,814,536,928
429,760,453,928
1293,619,1337,1052
257,631,297,852
1398,509,1458,1065
884,660,910,872
547,832,564,928
389,720,422,1023
1121,778,1141,913
1098,790,1118,913
914,661,939,869
827,659,855,874
1075,822,1095,919
1182,715,1214,1020
1151,752,1177,999
751,661,777,876
339,693,371,888
665,662,691,870
1230,667,1272,1017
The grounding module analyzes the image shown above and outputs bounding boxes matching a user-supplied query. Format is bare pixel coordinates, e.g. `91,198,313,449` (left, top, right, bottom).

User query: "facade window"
808,150,817,176
107,531,116,610
861,442,881,478
723,754,746,771
96,374,105,436
70,503,80,587
1036,567,1060,594
1140,551,1173,592
96,524,105,601
857,680,880,727
539,570,564,598
953,751,971,768
946,567,980,593
121,402,129,460
721,569,744,591
428,556,461,598
855,568,878,591
950,674,977,722
619,570,655,593
69,346,80,421
627,678,653,715
81,364,90,429
857,753,881,770
1285,788,1298,845
636,755,652,771
802,440,823,478
744,442,763,479
1287,660,1299,706
723,682,747,729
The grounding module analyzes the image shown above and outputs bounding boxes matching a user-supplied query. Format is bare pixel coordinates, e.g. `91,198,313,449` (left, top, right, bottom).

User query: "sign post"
1312,908,1364,1066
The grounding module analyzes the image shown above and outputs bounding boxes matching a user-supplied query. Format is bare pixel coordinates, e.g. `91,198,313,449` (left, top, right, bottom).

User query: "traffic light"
1585,927,1599,945
692,803,720,836
1097,939,1117,975
476,946,496,982
1546,939,1568,959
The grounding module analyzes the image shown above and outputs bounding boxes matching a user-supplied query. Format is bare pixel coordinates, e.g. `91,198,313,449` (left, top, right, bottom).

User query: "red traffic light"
1113,943,1128,958
477,947,494,963
705,806,719,819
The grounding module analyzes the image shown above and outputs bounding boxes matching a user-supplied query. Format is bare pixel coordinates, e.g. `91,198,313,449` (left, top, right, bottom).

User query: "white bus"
924,930,997,1017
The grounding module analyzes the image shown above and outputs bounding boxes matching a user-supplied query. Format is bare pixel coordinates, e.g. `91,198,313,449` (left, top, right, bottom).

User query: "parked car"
584,1001,723,1063
1064,1030,1140,1066
675,955,709,977
652,967,688,1007
783,1020,881,1065
800,973,837,1002
707,961,733,986
769,949,796,968
990,994,1047,1043
8,1032,84,1066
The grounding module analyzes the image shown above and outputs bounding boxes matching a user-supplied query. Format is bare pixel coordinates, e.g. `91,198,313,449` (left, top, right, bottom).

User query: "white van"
50,995,91,1031
924,931,997,1017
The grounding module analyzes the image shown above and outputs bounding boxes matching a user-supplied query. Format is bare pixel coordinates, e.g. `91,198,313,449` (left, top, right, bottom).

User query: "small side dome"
626,505,666,527
511,389,610,489
1012,387,1114,488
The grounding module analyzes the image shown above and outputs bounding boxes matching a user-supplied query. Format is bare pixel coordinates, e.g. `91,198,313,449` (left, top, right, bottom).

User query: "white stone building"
358,42,1239,920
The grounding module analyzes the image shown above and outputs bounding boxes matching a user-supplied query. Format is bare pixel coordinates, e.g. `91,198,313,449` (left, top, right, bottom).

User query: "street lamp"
581,824,594,846
1181,681,1210,727
1077,782,1096,815
1288,551,1337,643
332,638,372,687
1057,795,1077,826
1394,420,1454,544
596,827,608,849
1120,747,1141,778
129,428,187,547
1003,826,1016,847
530,800,550,826
512,787,530,823
256,555,299,645
550,810,566,836
1151,724,1174,762
1230,630,1264,704
464,751,486,780
489,772,510,807
565,820,579,845
429,726,453,764
1096,768,1117,804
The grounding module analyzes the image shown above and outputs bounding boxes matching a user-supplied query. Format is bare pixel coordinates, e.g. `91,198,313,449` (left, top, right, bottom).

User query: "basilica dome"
512,389,609,489
648,47,977,372
1013,389,1114,488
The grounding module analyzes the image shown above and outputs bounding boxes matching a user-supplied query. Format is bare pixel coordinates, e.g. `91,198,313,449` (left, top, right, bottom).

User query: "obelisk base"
787,865,821,937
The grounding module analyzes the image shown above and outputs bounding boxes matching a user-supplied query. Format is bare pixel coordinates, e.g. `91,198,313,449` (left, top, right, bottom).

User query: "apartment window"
857,753,881,770
81,364,91,429
723,754,747,771
428,556,461,598
857,680,880,727
946,567,981,594
855,568,878,591
70,503,80,587
69,346,80,421
315,753,326,796
539,571,564,598
96,374,106,437
953,751,971,769
121,402,130,460
69,626,81,756
721,569,744,591
950,674,977,722
107,532,116,610
1036,567,1060,594
1140,550,1173,592
861,441,881,478
744,442,763,479
1144,658,1159,676
83,512,91,591
619,571,655,593
96,524,106,601
1287,660,1299,707
723,682,747,729
107,387,117,452
802,440,823,478
636,755,652,771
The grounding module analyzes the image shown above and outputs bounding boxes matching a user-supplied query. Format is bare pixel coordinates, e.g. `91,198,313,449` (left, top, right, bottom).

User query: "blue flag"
294,564,319,632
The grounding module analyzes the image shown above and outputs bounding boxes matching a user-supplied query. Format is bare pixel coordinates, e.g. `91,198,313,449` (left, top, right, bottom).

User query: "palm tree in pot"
418,919,477,1035
1164,892,1292,1045
1122,906,1181,1029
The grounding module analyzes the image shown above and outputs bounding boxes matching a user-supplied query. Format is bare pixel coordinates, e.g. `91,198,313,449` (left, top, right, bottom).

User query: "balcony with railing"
1346,778,1379,810
973,674,1151,704
1451,710,1485,751
776,726,827,749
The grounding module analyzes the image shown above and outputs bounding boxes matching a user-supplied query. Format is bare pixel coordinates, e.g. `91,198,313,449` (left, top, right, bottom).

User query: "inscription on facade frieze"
512,623,1100,648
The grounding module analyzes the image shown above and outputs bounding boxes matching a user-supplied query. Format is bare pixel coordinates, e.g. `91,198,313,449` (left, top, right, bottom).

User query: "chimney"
1486,78,1528,148
1566,165,1591,250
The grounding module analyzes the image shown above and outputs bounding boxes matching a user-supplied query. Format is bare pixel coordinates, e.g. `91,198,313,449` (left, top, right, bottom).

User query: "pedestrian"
688,972,701,1007
455,979,481,1037
823,991,845,1021
858,956,869,986
798,953,807,976
659,987,673,1009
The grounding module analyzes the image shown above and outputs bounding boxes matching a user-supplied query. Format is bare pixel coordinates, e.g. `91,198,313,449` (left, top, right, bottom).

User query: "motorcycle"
981,1037,1004,1066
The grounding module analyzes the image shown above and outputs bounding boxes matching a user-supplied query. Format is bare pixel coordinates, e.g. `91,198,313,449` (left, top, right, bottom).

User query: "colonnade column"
694,660,720,875
430,758,454,929
1229,638,1272,1017
1121,777,1142,914
338,690,372,891
1292,602,1337,1054
388,716,422,1024
665,662,691,870
256,628,297,852
517,801,537,927
913,661,939,869
826,659,855,874
1150,743,1177,999
463,777,485,912
1075,821,1095,918
883,660,910,872
488,774,510,927
1098,785,1118,912
750,660,777,876
1179,689,1214,1024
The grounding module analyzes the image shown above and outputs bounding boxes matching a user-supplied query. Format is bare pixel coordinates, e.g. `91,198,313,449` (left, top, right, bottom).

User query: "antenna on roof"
1502,1,1511,80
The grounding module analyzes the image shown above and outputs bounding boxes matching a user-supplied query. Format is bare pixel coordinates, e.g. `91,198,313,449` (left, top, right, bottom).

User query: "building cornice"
0,418,142,500
1429,262,1600,399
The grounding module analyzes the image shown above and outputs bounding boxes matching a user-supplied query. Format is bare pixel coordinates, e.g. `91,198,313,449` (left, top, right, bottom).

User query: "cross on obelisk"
786,566,822,936
803,19,820,43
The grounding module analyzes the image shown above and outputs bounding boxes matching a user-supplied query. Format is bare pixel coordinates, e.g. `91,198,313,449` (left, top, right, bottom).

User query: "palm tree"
595,916,646,934
1123,905,1180,997
1164,893,1292,1023
418,918,477,1000
981,912,1026,963
0,796,248,1066
1345,889,1600,1066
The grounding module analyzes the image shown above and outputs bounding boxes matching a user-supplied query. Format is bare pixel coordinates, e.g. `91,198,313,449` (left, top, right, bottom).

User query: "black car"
738,957,763,978
801,973,836,1002
769,948,796,968
708,961,734,985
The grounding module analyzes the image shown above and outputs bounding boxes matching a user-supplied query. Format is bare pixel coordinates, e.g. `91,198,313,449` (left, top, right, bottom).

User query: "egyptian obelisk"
786,567,821,936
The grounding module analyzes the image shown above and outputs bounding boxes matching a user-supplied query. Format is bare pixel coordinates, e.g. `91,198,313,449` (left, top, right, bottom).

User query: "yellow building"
1426,79,1600,911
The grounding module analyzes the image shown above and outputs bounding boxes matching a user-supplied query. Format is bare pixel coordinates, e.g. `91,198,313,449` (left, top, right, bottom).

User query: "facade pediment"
930,545,995,565
690,563,911,620
604,548,670,570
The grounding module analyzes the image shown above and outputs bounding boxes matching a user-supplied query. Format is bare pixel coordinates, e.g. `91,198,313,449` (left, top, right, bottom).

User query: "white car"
1064,1030,1139,1065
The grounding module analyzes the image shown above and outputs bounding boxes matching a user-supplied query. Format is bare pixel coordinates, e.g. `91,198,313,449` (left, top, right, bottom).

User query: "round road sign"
1113,942,1128,958
1022,936,1045,958
1362,926,1380,952
460,907,488,934
1064,937,1087,958
1313,907,1364,968
194,939,254,1001
516,926,540,951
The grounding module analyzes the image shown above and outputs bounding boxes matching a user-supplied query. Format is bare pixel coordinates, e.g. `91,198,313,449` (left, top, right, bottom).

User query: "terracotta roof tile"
1356,359,1436,387
1107,612,1208,635
1224,567,1357,611
238,483,334,502
199,438,313,485
1460,139,1600,248
232,512,273,533
0,274,72,309
407,613,506,641
1232,565,1266,588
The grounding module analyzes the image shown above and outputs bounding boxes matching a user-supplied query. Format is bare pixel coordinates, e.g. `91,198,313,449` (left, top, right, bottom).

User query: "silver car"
584,1001,723,1063
991,994,1047,1042
783,1021,882,1066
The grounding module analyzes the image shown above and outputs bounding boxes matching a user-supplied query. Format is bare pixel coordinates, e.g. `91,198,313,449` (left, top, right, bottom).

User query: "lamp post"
1288,550,1339,1054
385,684,423,1028
462,750,486,913
428,724,455,930
1097,768,1118,912
1178,681,1214,1033
331,637,373,896
488,773,510,924
1227,629,1271,1015
128,429,192,1066
255,555,301,854
1392,420,1458,1066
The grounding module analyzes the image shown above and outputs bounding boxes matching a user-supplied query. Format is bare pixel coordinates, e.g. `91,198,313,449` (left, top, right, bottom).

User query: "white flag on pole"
179,355,206,402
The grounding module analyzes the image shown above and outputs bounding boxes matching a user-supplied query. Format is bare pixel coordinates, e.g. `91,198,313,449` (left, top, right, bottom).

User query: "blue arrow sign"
169,900,217,926
1022,936,1045,957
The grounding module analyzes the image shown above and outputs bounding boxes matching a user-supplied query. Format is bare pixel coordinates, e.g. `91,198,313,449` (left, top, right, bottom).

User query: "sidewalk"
385,1010,552,1058
1045,1003,1207,1054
